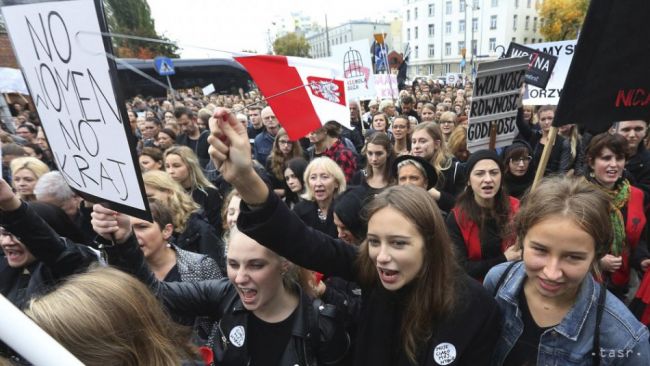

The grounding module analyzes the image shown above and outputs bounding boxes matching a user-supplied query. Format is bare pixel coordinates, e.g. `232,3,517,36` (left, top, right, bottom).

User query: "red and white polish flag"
234,55,350,140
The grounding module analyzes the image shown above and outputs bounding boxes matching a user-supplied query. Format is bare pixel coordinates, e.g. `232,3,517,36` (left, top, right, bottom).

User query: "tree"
538,0,590,41
103,0,178,58
273,32,311,57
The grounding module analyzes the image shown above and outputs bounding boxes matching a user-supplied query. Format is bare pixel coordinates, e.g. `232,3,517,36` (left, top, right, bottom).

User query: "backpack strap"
493,261,519,297
592,283,607,366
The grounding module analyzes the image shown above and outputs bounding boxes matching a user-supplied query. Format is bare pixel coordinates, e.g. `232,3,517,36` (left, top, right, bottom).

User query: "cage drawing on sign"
343,47,370,87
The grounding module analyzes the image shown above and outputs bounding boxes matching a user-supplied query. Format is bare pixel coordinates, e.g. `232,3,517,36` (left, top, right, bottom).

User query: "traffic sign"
154,57,175,76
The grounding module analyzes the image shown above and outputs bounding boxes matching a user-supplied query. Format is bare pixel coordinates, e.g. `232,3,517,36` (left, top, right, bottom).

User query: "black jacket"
103,235,349,366
176,130,211,168
292,200,338,239
0,201,97,309
238,192,501,366
172,212,226,274
626,144,650,197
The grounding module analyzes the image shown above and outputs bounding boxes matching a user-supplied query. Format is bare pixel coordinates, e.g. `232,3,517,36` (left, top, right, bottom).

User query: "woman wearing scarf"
584,132,650,300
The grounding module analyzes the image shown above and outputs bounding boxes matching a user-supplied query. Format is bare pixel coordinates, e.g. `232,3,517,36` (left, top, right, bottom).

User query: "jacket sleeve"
515,108,532,141
238,192,359,282
315,300,351,365
103,235,231,319
0,201,97,277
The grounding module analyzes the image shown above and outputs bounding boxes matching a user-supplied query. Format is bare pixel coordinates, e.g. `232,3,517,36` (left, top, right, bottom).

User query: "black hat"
391,155,438,190
465,149,503,175
333,186,369,240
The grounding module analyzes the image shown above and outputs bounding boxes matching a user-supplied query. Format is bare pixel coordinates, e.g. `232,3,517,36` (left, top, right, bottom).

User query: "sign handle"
531,126,558,190
488,122,497,150
166,75,176,99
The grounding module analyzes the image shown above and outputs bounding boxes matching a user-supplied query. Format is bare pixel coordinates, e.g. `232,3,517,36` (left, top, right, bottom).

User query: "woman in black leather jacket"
92,208,349,366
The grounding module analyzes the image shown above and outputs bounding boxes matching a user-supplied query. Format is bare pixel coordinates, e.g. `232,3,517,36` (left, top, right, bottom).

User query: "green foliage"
273,32,311,57
103,0,178,58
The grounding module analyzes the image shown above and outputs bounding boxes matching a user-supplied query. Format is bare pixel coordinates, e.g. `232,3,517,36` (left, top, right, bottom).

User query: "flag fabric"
553,0,650,134
234,55,350,140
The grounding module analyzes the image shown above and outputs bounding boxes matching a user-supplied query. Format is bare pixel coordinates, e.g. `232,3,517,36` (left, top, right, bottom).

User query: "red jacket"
611,186,646,287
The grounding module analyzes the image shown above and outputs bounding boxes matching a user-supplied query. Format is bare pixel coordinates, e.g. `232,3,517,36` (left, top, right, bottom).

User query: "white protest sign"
202,83,215,96
2,0,150,219
331,39,376,101
523,40,576,106
374,74,398,100
468,57,528,152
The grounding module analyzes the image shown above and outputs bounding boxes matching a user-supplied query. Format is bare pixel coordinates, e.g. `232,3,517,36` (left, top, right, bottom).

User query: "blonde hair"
143,170,200,232
10,156,49,179
25,266,196,366
163,146,215,191
301,157,347,201
412,122,453,184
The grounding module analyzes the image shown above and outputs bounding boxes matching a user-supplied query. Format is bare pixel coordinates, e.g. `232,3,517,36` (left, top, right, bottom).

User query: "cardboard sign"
373,74,398,100
331,39,376,101
522,40,576,106
202,83,215,96
2,0,150,220
506,42,558,89
554,0,650,134
468,57,528,152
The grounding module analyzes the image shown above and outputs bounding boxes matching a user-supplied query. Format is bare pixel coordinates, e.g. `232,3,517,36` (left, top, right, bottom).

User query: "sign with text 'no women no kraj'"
2,0,150,220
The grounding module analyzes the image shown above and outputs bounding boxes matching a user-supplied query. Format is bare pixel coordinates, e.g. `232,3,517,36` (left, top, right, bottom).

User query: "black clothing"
247,124,265,140
163,265,182,282
626,144,650,197
515,109,569,174
503,291,549,366
172,212,226,274
177,130,211,168
446,214,508,280
437,158,466,213
102,234,349,366
503,170,535,199
189,186,224,235
248,309,296,366
238,192,502,366
292,200,338,238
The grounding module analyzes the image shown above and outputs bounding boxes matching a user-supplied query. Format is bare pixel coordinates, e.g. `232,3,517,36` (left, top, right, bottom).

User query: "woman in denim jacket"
484,177,650,366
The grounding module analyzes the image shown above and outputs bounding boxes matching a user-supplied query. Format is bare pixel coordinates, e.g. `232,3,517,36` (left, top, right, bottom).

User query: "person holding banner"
446,150,521,281
516,106,570,174
411,122,465,212
205,108,501,366
484,177,650,366
583,133,650,301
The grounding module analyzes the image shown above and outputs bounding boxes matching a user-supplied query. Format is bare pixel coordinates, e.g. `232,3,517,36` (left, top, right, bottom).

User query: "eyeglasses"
510,156,533,164
278,140,293,146
439,120,454,125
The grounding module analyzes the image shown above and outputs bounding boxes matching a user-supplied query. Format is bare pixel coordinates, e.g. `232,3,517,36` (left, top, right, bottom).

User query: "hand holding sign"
90,204,132,244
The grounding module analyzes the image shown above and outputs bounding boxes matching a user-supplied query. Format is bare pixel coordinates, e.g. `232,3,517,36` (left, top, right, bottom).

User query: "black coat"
292,200,338,239
238,193,501,366
626,144,650,197
172,212,226,274
103,235,349,366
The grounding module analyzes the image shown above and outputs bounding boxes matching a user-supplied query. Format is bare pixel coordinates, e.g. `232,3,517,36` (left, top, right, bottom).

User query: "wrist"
0,197,22,212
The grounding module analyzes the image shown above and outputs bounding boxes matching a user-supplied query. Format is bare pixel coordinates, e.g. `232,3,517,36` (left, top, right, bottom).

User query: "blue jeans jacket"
484,262,650,366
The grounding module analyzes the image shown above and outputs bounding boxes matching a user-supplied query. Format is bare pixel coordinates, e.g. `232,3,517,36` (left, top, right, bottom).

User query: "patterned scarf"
595,179,630,256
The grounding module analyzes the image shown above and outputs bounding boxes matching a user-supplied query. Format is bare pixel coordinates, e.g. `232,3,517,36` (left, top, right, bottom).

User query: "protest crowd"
1,72,650,366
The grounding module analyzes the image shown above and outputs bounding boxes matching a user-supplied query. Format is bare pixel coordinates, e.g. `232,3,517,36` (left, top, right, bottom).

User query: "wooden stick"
488,122,497,150
531,126,558,190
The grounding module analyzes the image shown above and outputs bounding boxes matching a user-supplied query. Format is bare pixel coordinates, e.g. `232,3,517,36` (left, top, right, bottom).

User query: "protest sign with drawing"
374,74,398,100
2,0,151,220
467,57,528,152
506,42,557,89
522,39,576,106
331,39,376,101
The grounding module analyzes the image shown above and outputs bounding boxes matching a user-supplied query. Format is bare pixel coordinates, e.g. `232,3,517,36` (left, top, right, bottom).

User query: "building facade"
402,0,544,78
307,21,393,59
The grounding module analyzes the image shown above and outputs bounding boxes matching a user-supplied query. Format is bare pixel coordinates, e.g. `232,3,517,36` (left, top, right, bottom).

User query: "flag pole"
531,126,558,190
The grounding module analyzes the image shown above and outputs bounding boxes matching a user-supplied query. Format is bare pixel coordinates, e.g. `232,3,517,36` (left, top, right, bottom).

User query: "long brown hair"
362,132,396,183
356,185,461,363
26,266,196,366
268,128,303,181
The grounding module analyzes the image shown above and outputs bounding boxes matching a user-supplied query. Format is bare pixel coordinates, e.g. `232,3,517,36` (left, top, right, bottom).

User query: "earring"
166,242,172,248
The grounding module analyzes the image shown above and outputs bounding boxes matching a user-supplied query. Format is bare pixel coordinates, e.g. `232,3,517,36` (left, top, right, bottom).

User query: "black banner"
506,42,557,89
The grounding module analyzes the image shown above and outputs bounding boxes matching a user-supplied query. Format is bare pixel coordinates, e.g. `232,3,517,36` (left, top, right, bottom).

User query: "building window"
489,38,496,51
445,42,451,55
428,3,435,16
407,28,411,40
472,18,478,32
490,15,497,30
460,0,466,12
428,23,435,37
525,16,530,30
428,44,435,57
513,15,517,31
415,26,419,39
415,46,419,58
446,1,452,15
407,9,411,21
458,41,466,54
459,20,466,33
527,0,531,7
473,0,479,7
446,21,452,33
531,38,536,44
512,37,516,42
533,17,537,32
492,0,498,6
523,37,528,44
415,7,419,20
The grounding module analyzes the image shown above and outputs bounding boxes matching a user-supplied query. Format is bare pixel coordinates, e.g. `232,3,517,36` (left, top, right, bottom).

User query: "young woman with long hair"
283,157,308,209
410,122,465,212
164,145,223,232
266,128,304,197
558,123,585,175
204,108,501,366
502,140,535,199
446,150,521,281
391,116,411,156
484,177,650,365
351,132,395,195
